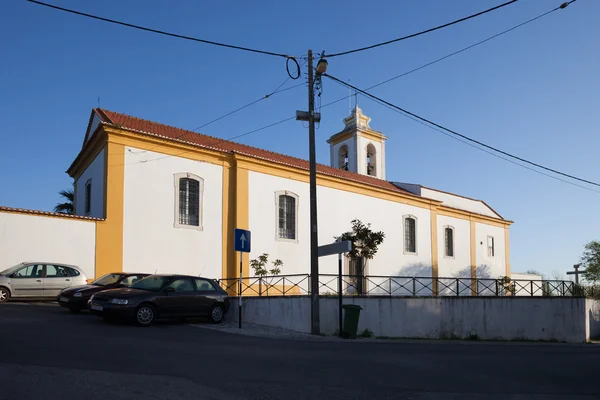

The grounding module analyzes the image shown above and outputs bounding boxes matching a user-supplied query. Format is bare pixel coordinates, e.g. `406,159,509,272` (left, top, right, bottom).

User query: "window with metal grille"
487,236,495,257
278,194,296,240
84,180,92,215
445,227,454,257
404,216,416,253
179,178,200,226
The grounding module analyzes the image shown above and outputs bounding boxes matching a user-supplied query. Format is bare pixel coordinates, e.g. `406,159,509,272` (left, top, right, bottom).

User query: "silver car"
0,262,88,302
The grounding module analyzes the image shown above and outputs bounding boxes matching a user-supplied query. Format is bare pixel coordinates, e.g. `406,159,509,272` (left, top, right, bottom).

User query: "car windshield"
130,276,171,291
0,263,26,276
92,273,123,286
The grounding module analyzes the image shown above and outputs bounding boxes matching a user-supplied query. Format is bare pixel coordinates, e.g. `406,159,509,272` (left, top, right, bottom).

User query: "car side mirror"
165,287,175,293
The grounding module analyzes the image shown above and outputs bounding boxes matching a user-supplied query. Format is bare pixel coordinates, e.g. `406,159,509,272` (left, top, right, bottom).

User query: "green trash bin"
341,304,362,339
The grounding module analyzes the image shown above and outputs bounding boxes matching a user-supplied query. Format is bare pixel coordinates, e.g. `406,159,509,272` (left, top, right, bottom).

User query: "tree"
250,253,283,295
582,240,600,283
53,184,74,214
335,219,385,295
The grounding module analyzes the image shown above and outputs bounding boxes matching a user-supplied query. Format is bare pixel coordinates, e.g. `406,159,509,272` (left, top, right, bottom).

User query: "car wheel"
135,304,156,327
210,304,225,324
0,287,10,303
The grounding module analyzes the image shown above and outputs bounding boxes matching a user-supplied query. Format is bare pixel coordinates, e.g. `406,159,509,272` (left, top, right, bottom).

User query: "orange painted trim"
470,220,477,296
94,142,124,279
504,227,511,277
430,209,439,295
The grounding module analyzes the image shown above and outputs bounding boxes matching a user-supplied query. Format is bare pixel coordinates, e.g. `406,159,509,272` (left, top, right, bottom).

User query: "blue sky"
1,0,598,278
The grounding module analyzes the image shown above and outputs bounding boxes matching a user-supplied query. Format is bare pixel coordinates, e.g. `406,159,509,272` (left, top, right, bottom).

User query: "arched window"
276,191,299,241
174,173,204,229
338,145,349,170
403,215,417,254
366,143,377,176
444,226,454,257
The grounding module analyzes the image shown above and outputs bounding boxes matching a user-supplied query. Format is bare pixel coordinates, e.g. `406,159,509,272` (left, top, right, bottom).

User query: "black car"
57,272,149,312
88,274,230,326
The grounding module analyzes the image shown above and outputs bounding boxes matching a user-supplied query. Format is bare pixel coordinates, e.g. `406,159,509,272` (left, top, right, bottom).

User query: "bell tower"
327,105,387,179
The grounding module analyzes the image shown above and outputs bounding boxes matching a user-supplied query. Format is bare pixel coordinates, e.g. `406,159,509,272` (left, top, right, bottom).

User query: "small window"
46,265,69,277
174,173,204,229
444,227,454,257
165,278,195,292
66,268,80,277
84,179,92,215
195,278,216,291
276,191,298,241
487,236,495,257
404,216,416,254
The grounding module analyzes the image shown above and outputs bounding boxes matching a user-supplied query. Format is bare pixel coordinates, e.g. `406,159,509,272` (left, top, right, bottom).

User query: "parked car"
57,272,150,312
88,274,230,326
0,262,87,302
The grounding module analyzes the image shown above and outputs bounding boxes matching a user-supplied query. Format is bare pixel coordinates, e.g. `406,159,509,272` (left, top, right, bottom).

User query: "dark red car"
57,272,149,312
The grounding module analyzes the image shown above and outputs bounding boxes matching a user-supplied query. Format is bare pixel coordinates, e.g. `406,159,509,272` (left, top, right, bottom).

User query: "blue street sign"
234,228,251,253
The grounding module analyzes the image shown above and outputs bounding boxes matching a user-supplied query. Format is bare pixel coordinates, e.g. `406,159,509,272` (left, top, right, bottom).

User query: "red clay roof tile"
96,108,415,197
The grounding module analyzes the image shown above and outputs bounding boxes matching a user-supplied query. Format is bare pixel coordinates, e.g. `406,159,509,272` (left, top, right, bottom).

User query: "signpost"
234,228,251,329
318,239,352,337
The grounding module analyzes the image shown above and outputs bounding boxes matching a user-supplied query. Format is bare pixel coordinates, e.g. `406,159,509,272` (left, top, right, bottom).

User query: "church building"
0,106,512,295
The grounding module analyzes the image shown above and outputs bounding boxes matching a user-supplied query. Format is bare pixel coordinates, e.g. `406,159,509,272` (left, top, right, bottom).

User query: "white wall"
0,212,96,278
248,171,433,287
122,148,223,279
75,146,106,218
437,215,470,278
357,135,385,179
587,299,600,340
229,296,592,343
421,188,499,218
475,222,506,279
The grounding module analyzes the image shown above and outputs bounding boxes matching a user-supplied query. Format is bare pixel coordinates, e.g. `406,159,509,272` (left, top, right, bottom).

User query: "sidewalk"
189,320,599,346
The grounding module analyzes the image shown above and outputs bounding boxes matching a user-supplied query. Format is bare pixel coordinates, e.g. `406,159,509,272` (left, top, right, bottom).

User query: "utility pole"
296,49,326,335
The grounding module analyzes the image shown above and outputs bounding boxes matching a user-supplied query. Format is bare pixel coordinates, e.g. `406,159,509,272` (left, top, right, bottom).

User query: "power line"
317,0,577,112
192,58,309,132
116,70,306,160
191,82,304,132
347,82,600,194
27,0,294,59
324,73,600,190
116,0,575,169
325,0,521,58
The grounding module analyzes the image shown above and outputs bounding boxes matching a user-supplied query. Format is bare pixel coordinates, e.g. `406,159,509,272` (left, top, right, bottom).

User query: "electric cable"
324,73,600,190
325,0,521,58
27,0,295,60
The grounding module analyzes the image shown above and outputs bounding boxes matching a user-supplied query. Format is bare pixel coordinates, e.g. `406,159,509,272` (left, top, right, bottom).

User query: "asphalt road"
0,302,598,400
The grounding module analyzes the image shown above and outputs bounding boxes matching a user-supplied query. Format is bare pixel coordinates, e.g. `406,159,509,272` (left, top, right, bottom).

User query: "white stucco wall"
437,215,471,278
248,171,433,291
75,146,106,218
475,222,506,279
229,296,592,343
357,135,385,179
0,212,96,278
421,188,499,218
122,148,223,279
